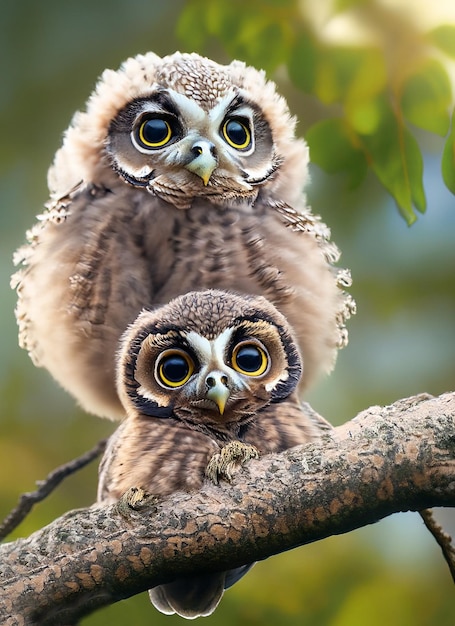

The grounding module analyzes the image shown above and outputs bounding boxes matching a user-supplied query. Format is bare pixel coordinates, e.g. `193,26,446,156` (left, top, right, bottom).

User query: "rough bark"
1,392,454,625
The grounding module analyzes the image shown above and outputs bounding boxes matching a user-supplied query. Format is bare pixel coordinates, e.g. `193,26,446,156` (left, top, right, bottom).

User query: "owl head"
49,52,308,209
117,290,301,431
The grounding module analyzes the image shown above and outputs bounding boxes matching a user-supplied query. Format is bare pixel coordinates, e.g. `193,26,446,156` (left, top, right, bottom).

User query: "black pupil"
162,355,189,382
226,120,248,145
142,118,169,144
236,346,262,372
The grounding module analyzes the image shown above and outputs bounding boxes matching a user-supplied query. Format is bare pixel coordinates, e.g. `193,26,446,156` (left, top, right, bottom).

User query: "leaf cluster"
179,0,455,223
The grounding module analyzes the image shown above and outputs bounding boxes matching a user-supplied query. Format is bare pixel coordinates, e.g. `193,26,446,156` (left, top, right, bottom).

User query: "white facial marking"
185,329,250,392
169,90,209,121
185,328,233,369
264,368,288,392
138,385,164,404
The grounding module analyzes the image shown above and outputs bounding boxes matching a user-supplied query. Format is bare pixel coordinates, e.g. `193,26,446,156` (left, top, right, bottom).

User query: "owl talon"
115,486,158,517
205,441,259,485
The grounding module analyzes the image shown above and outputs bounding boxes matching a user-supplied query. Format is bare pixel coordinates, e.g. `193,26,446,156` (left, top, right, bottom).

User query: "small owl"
12,51,354,419
97,289,329,618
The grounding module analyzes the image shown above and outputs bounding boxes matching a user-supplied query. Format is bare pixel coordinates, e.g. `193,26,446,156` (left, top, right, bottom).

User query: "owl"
97,289,330,618
11,51,355,419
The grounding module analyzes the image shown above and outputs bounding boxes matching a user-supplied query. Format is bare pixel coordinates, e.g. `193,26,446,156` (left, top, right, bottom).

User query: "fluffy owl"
98,289,330,618
12,51,354,419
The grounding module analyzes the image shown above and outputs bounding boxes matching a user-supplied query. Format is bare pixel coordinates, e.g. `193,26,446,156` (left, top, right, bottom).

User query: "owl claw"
115,486,158,517
205,441,259,485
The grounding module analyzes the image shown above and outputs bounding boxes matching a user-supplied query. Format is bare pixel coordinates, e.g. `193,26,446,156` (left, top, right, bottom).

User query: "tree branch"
0,438,108,542
1,392,454,625
419,508,455,582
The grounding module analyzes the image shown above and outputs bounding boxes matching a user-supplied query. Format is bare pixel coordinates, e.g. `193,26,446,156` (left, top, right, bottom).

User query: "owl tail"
148,565,254,618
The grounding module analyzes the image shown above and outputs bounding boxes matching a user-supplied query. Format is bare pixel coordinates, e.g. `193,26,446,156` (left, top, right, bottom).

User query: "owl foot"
115,486,159,518
205,441,259,485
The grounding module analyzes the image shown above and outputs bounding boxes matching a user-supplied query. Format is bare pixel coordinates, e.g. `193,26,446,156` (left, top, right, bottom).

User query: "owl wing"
300,400,333,432
240,394,331,454
241,197,355,391
99,414,243,619
97,415,220,503
12,184,175,418
97,418,128,503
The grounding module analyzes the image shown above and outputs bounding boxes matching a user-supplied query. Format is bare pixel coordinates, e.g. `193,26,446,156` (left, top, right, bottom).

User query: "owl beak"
185,140,217,186
205,371,231,415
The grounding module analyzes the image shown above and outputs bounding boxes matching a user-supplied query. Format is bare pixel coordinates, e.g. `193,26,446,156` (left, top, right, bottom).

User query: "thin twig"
0,438,107,541
419,508,455,583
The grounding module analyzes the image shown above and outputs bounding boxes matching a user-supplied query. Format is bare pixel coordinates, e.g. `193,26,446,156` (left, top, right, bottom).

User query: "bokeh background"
1,1,454,624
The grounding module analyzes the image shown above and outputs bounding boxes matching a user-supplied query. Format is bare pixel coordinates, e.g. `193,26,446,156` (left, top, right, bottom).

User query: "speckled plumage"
11,51,355,419
97,289,330,618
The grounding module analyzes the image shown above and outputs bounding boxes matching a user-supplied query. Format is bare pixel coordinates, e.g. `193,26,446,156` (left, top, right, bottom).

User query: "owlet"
98,289,331,618
12,51,355,418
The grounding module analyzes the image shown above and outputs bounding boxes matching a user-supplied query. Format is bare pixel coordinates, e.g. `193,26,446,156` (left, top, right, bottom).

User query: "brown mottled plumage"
97,289,330,618
11,51,355,418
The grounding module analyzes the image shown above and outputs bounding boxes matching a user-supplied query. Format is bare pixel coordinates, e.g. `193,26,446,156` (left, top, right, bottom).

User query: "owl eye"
221,118,251,150
231,341,269,376
136,117,173,149
156,349,194,388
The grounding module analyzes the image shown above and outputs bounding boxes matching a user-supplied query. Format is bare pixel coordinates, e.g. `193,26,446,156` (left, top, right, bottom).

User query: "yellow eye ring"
137,117,172,148
156,349,194,388
231,341,269,377
221,118,251,150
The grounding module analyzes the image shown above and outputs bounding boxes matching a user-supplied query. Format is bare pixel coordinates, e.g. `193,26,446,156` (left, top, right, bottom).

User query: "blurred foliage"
0,1,454,625
179,0,455,224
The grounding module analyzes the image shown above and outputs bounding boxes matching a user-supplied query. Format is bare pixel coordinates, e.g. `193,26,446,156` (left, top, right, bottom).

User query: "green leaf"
312,46,386,108
360,101,426,223
179,1,294,71
345,99,382,135
344,49,387,134
428,25,455,58
401,59,452,136
259,0,295,6
288,34,318,93
442,109,455,194
205,2,253,45
315,47,362,104
177,0,209,49
333,0,370,12
230,19,291,71
344,48,386,105
306,118,367,189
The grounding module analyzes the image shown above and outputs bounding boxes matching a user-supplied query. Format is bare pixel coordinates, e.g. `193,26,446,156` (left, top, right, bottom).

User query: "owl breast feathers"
97,289,330,618
11,51,355,418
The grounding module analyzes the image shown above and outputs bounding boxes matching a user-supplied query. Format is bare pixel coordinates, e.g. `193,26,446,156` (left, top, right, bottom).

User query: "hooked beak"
205,371,231,415
185,140,217,186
